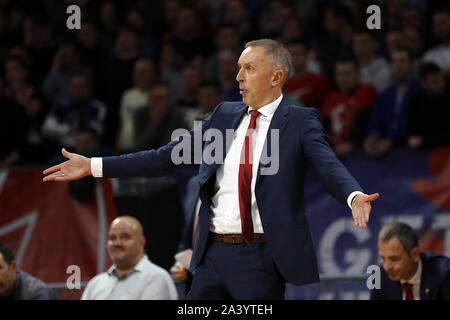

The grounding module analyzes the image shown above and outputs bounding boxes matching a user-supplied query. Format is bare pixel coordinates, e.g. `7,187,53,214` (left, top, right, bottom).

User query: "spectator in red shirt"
322,58,376,157
284,41,332,111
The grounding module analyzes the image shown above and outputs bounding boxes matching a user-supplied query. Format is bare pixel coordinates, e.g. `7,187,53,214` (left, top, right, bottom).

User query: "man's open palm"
42,148,91,182
352,193,379,229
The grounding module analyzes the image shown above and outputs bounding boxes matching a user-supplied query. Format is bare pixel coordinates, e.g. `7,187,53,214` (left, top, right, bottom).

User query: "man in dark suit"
43,39,379,299
371,221,450,300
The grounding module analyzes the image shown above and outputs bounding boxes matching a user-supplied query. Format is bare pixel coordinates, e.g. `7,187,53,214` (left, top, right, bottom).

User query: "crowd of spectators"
1,0,450,170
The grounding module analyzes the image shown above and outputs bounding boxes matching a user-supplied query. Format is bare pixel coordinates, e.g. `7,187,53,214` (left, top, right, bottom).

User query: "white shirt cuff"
91,157,103,177
347,191,364,209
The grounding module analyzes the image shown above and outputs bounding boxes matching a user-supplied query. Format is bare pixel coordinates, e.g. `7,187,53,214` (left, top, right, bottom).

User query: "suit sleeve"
301,108,363,206
102,103,223,178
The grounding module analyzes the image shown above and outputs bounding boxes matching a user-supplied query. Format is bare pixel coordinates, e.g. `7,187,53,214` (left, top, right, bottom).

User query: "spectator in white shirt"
423,9,450,77
81,216,178,300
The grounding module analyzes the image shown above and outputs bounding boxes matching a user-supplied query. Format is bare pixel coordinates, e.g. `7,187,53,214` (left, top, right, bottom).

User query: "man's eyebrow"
237,62,253,67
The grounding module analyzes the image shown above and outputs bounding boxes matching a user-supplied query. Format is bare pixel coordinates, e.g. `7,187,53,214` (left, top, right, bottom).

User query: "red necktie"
238,110,260,245
403,283,413,300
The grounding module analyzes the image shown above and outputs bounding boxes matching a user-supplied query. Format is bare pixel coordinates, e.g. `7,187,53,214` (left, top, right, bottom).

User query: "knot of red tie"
403,282,413,300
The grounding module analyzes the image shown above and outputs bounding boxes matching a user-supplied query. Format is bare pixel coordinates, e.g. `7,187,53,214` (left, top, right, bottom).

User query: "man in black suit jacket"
371,221,450,300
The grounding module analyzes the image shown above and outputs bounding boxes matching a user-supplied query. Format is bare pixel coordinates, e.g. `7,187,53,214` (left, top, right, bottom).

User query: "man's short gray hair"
245,39,293,85
378,221,419,253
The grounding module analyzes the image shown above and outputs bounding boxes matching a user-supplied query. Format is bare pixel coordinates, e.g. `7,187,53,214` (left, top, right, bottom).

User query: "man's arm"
43,103,223,182
301,108,378,229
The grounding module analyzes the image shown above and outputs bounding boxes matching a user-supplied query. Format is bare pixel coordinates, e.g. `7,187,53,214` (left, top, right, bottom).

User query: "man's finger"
43,164,62,175
366,193,379,202
62,148,71,159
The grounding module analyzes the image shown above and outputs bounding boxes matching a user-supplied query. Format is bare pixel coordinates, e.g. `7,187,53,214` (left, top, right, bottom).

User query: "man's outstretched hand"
352,193,379,229
42,148,91,182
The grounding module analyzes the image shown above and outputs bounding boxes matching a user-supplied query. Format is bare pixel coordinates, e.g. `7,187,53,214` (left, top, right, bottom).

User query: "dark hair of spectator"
418,62,441,81
0,243,15,265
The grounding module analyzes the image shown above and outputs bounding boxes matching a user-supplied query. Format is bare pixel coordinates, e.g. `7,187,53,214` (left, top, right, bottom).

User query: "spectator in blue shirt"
364,50,420,156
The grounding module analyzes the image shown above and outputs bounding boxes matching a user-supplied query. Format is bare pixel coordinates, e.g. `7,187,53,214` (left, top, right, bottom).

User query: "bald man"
81,216,178,300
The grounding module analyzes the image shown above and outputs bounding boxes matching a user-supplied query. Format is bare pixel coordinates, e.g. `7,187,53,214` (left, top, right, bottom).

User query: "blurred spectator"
352,30,392,93
182,80,223,129
371,221,450,300
42,42,81,106
217,48,241,101
98,1,120,52
284,41,332,111
402,27,426,74
322,59,376,157
280,17,304,44
75,20,109,86
203,23,242,80
117,58,157,154
384,0,409,31
133,82,188,152
162,6,212,63
101,27,140,147
22,15,56,83
0,243,58,300
313,4,355,79
41,68,107,149
364,50,420,157
423,9,450,76
219,0,259,43
385,29,404,57
401,5,425,31
177,65,202,109
0,74,27,169
160,39,186,103
260,0,295,39
81,216,178,300
406,62,450,150
125,6,156,59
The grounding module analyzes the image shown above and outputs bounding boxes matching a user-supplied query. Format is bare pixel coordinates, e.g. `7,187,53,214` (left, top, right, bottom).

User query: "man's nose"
236,68,243,83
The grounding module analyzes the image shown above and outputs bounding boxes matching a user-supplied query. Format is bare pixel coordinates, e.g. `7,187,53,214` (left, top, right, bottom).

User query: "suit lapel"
199,102,248,185
256,97,290,186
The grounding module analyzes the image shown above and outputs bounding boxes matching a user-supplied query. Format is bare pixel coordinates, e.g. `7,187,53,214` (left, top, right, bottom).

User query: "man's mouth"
240,89,247,94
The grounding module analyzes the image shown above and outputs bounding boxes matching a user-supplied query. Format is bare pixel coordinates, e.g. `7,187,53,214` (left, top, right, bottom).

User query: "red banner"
0,169,117,299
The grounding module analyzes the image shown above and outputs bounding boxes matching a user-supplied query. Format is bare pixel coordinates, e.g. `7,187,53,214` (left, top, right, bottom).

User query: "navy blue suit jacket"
102,97,362,285
370,252,450,300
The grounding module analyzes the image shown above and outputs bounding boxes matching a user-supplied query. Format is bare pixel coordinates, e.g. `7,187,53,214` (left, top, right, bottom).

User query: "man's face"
422,72,446,96
133,60,155,90
353,33,374,59
390,51,412,82
236,46,278,108
107,219,144,265
71,76,91,103
378,237,419,281
287,44,307,74
433,12,450,42
149,85,171,112
335,62,359,94
0,254,16,296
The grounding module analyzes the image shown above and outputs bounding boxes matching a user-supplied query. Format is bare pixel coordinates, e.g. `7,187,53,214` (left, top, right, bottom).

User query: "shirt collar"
248,94,283,118
400,259,422,285
107,255,150,277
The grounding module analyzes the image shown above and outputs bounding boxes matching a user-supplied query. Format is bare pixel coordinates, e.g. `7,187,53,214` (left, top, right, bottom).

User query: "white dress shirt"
400,259,422,300
91,94,362,235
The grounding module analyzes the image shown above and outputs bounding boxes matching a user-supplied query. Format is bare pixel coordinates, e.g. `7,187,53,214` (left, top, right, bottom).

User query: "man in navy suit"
371,221,450,300
43,39,379,299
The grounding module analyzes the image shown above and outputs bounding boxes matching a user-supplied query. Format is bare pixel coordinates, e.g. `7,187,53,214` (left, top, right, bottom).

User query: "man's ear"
10,261,17,272
410,247,420,263
272,69,284,86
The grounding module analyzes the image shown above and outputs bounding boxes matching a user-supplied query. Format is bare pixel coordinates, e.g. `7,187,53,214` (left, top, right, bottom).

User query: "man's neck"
114,254,143,278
